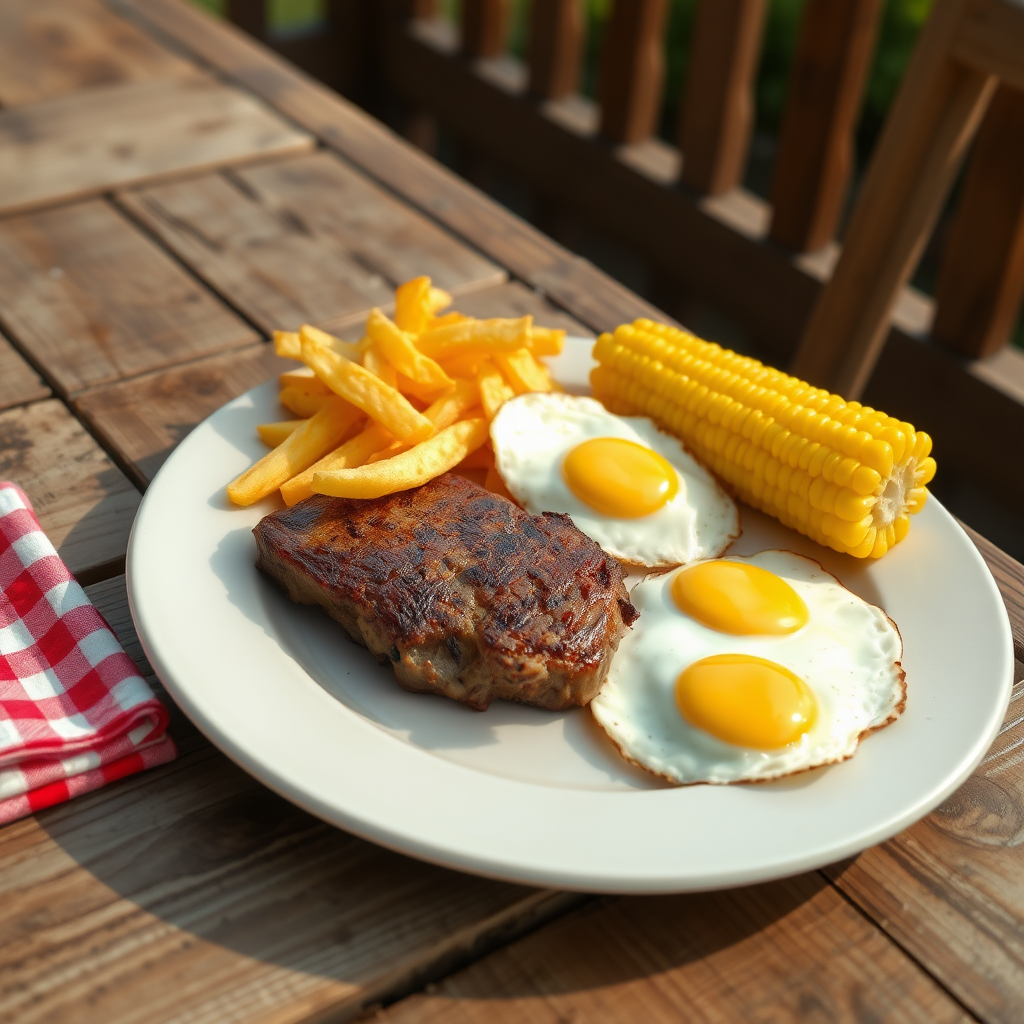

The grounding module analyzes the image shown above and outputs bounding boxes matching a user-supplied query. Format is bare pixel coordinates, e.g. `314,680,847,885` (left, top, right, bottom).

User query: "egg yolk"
676,654,816,749
562,437,678,519
671,561,809,635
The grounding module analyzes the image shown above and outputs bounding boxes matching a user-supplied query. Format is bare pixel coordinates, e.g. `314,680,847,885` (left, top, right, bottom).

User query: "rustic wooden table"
1,1,1023,1021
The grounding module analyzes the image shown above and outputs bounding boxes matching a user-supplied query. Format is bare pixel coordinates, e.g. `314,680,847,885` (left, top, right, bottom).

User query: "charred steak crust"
253,473,637,711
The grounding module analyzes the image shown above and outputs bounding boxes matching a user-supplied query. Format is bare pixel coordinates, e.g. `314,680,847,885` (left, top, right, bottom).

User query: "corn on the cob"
591,320,936,559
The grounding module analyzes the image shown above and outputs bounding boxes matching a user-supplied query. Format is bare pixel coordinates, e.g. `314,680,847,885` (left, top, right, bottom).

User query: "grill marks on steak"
253,473,637,710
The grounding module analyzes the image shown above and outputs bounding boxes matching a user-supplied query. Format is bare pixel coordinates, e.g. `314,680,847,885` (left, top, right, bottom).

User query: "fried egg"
490,393,739,567
591,550,905,784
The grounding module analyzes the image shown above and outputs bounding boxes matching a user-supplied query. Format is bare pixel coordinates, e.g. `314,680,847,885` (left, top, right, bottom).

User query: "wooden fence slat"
461,0,509,59
226,0,265,39
769,0,883,252
528,0,584,100
932,84,1024,358
789,0,996,398
598,0,669,145
679,0,767,195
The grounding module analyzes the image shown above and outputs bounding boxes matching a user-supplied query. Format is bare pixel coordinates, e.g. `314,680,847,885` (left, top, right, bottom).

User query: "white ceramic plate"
127,338,1015,893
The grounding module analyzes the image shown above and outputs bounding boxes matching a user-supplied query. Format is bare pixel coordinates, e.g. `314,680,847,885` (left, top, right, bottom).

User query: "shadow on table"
36,741,829,1008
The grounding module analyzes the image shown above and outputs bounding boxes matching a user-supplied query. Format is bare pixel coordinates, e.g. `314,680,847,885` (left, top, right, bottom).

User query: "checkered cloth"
0,482,176,824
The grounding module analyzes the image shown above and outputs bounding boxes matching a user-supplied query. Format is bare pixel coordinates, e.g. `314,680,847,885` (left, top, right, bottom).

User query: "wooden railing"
222,0,1024,520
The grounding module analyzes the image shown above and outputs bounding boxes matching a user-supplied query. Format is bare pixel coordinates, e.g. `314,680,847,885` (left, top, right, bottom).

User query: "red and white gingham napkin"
0,482,176,824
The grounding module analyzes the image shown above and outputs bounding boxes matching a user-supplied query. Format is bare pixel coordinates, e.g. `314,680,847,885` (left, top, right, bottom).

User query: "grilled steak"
254,473,637,711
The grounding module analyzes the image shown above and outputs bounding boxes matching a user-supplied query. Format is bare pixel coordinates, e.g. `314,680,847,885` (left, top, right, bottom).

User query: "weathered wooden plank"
0,0,194,107
0,75,314,217
827,662,1024,1024
231,154,506,295
527,0,583,100
0,334,49,412
73,343,289,488
117,153,505,335
932,84,1024,358
598,0,668,145
117,172,395,337
679,0,768,195
769,0,883,252
378,874,969,1024
0,741,576,1024
0,199,259,395
0,399,139,584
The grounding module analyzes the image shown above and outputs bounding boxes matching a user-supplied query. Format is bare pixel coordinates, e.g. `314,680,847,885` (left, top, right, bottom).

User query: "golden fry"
279,366,332,392
477,359,515,420
366,308,453,389
301,331,434,443
279,387,331,418
312,419,489,500
455,443,493,471
367,380,479,463
495,348,553,394
362,343,398,387
427,311,467,330
274,330,302,359
439,352,484,379
281,423,392,506
257,420,305,446
227,398,363,506
394,276,431,335
426,286,452,316
300,323,362,361
417,316,532,360
529,327,566,356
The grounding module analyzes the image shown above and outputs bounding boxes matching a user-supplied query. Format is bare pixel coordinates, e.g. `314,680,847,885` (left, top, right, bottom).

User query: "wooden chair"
790,0,1024,398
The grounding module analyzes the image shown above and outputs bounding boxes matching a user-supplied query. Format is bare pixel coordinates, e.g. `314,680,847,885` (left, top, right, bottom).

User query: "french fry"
426,286,452,316
439,352,484,379
367,380,479,463
278,366,331,391
301,331,434,444
257,420,305,446
494,348,553,394
454,443,494,471
394,276,432,335
362,343,398,387
528,327,566,356
427,311,467,330
300,323,362,361
366,308,453,389
312,418,489,500
281,422,393,506
417,316,532,360
227,398,363,506
274,330,302,359
395,371,450,402
477,359,515,420
279,387,331,418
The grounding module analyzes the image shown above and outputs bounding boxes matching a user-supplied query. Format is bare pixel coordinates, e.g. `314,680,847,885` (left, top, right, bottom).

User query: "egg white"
591,550,906,784
491,393,739,568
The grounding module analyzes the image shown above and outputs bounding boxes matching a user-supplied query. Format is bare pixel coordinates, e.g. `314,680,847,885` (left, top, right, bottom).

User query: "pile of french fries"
226,276,566,507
